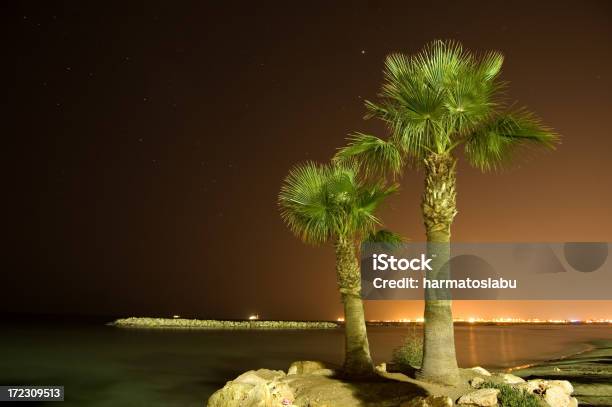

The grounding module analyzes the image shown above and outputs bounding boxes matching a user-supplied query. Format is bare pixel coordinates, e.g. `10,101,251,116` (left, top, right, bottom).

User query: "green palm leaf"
279,162,398,245
350,39,558,172
464,109,558,171
364,229,404,246
278,162,333,244
334,133,404,178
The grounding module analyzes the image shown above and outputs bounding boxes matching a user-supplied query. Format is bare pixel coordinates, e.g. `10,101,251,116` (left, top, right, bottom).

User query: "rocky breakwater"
112,317,338,329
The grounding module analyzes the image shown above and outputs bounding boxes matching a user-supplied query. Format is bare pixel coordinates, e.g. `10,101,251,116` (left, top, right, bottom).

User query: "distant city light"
365,317,612,324
337,317,344,322
172,315,180,319
248,314,259,321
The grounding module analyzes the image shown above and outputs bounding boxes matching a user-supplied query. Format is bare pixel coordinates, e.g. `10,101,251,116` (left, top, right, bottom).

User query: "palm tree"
335,40,558,385
278,162,398,378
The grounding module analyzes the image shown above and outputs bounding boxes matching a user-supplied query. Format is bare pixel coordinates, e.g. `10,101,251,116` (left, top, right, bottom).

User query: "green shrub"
481,382,540,407
391,328,423,369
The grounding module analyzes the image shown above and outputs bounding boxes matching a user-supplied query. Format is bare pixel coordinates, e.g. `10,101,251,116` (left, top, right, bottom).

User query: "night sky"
5,1,612,320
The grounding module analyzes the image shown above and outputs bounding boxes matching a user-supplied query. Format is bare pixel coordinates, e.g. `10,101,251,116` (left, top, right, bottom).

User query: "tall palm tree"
335,40,558,385
278,162,398,378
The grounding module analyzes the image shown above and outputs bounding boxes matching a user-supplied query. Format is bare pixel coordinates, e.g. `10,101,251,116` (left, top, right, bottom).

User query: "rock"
457,388,500,406
269,381,294,403
242,382,272,405
519,378,548,394
470,366,492,376
242,381,295,406
549,380,574,395
208,382,254,406
234,369,286,385
208,369,293,407
500,373,525,384
375,362,387,373
469,376,485,388
287,360,327,375
401,395,454,407
518,378,574,397
544,385,573,407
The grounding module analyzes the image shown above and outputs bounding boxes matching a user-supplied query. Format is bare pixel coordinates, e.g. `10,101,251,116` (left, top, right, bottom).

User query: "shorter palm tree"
279,162,398,378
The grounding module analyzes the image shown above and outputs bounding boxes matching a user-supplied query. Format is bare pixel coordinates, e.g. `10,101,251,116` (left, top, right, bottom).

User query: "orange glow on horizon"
365,317,612,323
362,300,612,322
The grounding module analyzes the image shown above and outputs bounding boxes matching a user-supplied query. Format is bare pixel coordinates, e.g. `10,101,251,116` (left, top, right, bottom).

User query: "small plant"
481,382,540,407
391,327,423,369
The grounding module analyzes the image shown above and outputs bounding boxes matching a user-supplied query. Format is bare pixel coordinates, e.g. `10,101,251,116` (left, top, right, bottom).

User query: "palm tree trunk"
417,153,460,385
335,235,374,378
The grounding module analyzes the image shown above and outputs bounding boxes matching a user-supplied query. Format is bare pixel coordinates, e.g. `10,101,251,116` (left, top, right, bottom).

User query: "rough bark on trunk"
417,153,460,385
335,235,374,378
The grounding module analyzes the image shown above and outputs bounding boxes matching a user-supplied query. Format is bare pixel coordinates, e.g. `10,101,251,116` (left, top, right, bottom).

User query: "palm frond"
279,162,398,244
357,181,399,215
477,50,504,81
464,109,559,171
278,162,334,245
414,39,468,89
333,133,404,178
366,40,523,164
364,229,405,246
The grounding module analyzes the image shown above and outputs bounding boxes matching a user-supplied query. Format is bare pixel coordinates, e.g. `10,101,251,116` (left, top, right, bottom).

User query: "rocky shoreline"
513,340,612,406
207,362,579,407
111,317,339,330
207,341,612,406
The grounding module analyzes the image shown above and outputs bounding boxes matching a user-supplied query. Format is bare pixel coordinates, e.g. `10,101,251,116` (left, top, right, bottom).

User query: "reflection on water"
467,325,477,367
0,322,610,406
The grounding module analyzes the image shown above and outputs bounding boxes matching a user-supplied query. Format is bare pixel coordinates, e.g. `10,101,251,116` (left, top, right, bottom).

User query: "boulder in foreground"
287,360,328,375
469,376,485,389
499,373,526,384
544,386,575,407
457,388,500,406
470,366,492,377
208,369,295,407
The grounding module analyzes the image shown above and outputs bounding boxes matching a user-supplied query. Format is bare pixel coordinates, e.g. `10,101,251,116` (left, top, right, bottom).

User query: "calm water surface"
1,321,610,406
